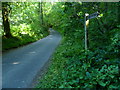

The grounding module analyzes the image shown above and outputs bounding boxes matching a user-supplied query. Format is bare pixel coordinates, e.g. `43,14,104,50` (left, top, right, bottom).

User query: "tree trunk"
39,2,43,25
2,2,12,38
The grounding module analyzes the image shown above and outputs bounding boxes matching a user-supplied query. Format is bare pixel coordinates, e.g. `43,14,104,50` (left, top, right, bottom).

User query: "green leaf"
86,72,91,78
109,85,118,89
98,81,106,87
79,76,83,79
109,75,114,78
59,85,64,88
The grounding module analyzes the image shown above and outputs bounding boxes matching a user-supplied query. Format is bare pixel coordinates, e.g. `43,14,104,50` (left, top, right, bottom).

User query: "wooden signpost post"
84,12,99,50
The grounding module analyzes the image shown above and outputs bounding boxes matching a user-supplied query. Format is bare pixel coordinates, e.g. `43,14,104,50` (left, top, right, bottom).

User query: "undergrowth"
36,34,119,89
2,28,49,52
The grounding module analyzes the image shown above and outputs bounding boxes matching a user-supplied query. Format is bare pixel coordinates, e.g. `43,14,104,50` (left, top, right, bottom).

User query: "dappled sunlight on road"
49,38,53,40
12,62,20,65
28,52,36,54
2,29,62,88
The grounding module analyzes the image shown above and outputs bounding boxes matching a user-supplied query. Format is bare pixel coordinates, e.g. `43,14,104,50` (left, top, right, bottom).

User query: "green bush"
36,36,119,89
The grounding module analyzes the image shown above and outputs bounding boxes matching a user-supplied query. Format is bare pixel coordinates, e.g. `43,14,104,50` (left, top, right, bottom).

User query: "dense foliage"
1,2,48,51
36,2,120,89
1,1,119,89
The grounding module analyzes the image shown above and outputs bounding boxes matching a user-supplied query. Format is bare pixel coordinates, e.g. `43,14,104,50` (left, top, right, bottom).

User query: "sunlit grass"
2,25,49,51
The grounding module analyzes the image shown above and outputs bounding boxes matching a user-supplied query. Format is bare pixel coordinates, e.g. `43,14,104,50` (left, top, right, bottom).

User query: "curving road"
2,29,61,88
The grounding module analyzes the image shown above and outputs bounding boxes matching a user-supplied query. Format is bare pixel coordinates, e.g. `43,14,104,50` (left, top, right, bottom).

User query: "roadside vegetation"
36,2,120,89
1,2,119,89
1,2,48,51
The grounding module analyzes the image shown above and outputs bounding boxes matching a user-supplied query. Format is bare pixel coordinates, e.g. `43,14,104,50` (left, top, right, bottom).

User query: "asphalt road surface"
2,29,61,88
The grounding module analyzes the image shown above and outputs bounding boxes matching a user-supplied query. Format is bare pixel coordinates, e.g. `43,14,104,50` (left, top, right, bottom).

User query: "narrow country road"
2,29,61,88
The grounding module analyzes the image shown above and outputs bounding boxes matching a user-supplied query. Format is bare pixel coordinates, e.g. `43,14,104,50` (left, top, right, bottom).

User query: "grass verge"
2,30,49,52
